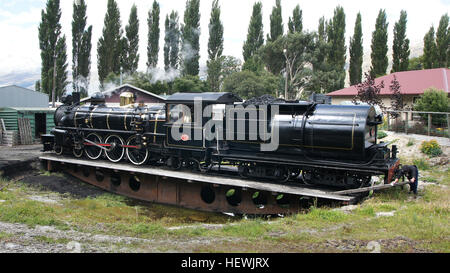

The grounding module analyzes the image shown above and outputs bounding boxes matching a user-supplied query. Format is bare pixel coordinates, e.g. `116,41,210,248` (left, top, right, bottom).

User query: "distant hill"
0,70,40,90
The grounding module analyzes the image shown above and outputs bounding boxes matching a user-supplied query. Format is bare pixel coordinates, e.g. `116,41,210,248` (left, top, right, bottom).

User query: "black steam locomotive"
42,91,400,189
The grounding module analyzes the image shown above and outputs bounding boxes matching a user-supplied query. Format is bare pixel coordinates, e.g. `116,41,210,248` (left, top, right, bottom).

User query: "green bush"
377,130,388,139
407,139,415,147
420,140,443,157
414,88,450,125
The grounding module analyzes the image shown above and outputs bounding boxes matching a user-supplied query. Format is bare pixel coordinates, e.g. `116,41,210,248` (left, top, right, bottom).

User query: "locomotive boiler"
42,91,401,190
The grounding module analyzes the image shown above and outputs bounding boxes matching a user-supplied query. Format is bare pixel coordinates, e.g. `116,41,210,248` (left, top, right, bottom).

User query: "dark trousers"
410,166,419,194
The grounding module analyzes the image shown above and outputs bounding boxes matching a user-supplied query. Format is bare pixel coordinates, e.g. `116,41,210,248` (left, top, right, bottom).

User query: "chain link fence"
381,110,450,139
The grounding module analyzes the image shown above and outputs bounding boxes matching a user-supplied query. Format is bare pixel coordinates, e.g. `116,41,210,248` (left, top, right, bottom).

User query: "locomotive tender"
42,91,401,189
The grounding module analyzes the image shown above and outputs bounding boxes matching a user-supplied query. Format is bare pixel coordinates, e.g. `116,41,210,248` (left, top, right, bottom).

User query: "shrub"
377,130,388,139
414,88,450,125
407,139,415,147
420,140,443,157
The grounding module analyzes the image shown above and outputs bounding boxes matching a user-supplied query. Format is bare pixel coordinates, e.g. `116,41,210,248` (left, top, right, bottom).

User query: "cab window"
168,104,192,124
212,104,225,121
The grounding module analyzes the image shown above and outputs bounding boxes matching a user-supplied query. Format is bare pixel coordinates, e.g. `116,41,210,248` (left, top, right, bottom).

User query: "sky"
0,0,448,93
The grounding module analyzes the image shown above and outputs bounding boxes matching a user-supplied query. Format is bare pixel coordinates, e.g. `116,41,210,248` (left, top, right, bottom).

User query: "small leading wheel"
276,167,291,183
358,175,372,189
290,169,301,179
238,164,250,178
85,133,103,160
105,135,125,163
73,147,84,158
54,145,63,156
166,157,182,170
126,136,149,166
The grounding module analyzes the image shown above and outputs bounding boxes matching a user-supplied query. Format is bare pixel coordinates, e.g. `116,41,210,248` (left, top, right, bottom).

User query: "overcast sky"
0,0,448,92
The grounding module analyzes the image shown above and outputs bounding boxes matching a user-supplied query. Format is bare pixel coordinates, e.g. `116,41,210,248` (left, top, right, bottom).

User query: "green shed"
0,107,55,142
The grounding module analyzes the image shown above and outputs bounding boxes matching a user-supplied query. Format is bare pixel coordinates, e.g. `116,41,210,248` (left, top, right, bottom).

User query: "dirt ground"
381,132,450,161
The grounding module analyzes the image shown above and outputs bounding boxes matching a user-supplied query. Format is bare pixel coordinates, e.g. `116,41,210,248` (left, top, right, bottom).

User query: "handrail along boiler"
42,91,401,189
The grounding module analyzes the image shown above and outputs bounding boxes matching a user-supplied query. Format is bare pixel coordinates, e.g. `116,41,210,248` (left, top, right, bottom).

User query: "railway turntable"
39,154,408,215
39,154,360,215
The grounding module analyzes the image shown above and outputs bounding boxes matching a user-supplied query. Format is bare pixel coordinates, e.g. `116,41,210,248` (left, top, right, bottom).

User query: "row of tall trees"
423,14,449,69
38,0,449,101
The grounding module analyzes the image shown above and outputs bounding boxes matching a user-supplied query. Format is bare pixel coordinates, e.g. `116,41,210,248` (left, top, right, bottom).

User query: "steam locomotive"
42,91,401,189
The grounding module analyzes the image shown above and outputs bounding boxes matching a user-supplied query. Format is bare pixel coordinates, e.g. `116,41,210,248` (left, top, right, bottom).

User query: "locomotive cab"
164,92,242,150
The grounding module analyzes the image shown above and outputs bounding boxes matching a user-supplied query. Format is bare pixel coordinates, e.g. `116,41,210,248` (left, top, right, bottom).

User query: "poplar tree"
38,0,68,101
164,16,170,71
242,2,264,63
423,26,437,69
181,0,201,76
436,13,449,67
370,9,389,77
349,12,363,85
267,0,283,42
164,11,181,71
124,4,140,74
35,81,41,92
147,1,160,69
72,0,92,98
97,0,123,87
55,35,69,97
327,6,346,90
318,17,326,41
391,10,410,72
309,16,343,94
288,4,302,34
207,0,224,92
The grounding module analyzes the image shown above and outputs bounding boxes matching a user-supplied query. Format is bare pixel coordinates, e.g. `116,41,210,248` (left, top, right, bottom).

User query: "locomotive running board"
39,154,357,215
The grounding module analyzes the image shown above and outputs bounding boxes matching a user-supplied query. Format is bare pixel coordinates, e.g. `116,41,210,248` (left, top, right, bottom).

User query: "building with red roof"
328,68,449,109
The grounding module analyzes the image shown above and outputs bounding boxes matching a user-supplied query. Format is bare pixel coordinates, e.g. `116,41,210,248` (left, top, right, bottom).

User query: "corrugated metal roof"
328,68,450,96
0,107,55,112
0,85,49,108
80,84,166,103
9,107,56,112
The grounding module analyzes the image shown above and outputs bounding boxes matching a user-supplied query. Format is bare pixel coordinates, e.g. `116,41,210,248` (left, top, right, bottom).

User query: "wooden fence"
18,118,33,145
384,110,450,138
0,118,33,146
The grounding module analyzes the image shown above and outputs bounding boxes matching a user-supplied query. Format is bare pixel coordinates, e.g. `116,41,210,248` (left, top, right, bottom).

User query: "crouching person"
392,165,419,195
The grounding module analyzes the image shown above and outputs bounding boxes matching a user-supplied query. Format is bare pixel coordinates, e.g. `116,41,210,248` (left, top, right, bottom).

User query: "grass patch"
34,235,71,245
378,131,388,139
219,219,272,239
0,200,66,228
0,166,448,252
126,222,166,236
354,206,376,217
305,208,348,222
422,167,450,186
0,232,13,241
407,139,415,147
413,158,430,171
